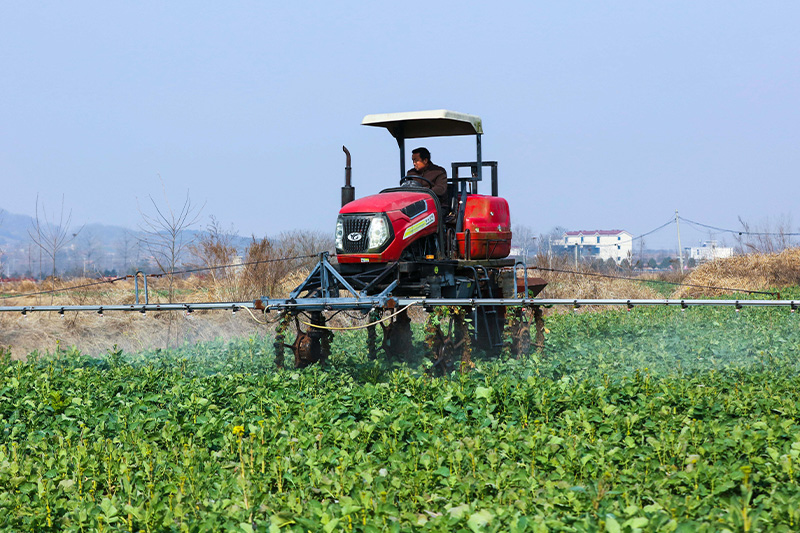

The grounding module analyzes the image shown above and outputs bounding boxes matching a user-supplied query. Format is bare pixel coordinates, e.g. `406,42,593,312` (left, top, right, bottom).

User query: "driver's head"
411,147,430,172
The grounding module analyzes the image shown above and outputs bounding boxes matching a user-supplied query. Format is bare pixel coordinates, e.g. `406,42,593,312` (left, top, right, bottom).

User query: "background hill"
0,207,253,278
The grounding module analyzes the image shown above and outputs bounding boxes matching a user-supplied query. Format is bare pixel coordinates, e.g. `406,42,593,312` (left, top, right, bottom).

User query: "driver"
405,147,449,212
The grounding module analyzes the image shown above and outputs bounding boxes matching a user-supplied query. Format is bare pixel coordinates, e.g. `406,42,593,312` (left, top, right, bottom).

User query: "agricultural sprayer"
2,110,798,371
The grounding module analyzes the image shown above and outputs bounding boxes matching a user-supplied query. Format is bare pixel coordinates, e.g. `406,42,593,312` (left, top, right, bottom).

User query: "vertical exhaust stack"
341,145,355,207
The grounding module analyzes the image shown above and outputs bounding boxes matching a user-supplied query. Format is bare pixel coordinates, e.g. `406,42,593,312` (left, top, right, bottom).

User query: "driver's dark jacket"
406,163,449,210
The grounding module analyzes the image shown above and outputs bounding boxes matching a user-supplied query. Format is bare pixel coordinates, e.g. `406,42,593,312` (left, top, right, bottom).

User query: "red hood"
339,191,432,214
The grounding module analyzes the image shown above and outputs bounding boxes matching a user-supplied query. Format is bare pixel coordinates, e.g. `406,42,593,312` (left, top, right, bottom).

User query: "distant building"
560,230,633,263
687,241,734,263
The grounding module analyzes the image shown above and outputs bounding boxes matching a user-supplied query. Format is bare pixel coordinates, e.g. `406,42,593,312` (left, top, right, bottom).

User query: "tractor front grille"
341,216,372,253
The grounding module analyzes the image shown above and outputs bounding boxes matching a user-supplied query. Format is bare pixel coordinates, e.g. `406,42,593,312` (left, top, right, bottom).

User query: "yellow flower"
232,425,245,437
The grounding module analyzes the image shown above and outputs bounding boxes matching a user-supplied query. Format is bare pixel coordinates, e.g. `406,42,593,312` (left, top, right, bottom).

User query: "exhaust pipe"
341,145,355,207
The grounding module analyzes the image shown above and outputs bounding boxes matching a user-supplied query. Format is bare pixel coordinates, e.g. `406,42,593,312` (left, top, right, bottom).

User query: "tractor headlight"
335,217,344,250
367,215,391,251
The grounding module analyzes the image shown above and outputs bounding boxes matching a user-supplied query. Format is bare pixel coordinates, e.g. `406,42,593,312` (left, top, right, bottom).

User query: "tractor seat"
443,182,461,227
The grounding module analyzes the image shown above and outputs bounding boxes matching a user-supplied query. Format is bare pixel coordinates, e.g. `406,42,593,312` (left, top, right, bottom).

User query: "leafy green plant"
2,297,800,530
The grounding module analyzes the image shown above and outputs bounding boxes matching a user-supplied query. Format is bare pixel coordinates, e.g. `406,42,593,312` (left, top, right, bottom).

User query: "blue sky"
2,2,798,249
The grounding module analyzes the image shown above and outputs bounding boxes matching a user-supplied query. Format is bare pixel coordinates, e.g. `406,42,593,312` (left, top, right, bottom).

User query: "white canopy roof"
362,109,483,139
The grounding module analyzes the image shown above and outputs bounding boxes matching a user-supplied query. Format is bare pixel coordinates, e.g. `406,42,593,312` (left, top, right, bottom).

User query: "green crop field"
3,294,800,531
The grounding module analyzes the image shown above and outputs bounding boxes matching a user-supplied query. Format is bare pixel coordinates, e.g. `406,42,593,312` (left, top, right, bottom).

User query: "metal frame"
3,255,797,315
3,298,798,316
134,271,149,304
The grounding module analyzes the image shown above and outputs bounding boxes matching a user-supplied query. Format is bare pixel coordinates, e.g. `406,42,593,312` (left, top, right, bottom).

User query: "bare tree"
277,229,334,270
26,242,35,279
536,226,567,268
78,229,102,277
28,195,83,300
117,231,131,274
138,186,203,302
241,236,291,298
188,216,240,299
511,224,537,263
735,215,796,254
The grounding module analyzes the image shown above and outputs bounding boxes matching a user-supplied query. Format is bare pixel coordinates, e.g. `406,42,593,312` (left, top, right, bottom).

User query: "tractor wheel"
533,305,546,352
506,307,531,358
455,307,474,372
367,310,380,360
469,272,506,354
425,307,472,375
273,311,291,369
289,312,332,368
379,309,414,361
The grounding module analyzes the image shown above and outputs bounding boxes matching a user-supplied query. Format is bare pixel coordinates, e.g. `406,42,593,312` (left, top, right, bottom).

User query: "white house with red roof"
562,229,633,263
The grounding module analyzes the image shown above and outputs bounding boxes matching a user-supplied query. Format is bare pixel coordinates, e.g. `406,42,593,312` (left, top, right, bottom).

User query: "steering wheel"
400,175,434,188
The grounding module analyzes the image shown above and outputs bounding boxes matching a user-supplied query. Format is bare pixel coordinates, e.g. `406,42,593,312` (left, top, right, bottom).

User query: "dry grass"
0,274,297,360
1,229,337,359
532,255,663,301
674,247,800,298
0,276,209,308
0,311,274,361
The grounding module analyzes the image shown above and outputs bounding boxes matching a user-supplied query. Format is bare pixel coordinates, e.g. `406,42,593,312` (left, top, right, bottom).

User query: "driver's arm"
429,169,447,197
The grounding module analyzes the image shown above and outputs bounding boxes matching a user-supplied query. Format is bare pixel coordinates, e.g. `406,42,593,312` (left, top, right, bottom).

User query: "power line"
630,218,675,242
168,253,324,278
564,214,798,245
678,216,800,237
0,275,129,300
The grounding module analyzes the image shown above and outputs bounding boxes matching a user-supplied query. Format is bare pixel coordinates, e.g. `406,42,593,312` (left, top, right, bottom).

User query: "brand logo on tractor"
347,232,363,242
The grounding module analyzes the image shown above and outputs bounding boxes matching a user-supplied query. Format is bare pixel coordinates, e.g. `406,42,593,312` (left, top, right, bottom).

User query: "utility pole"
574,241,578,268
675,209,684,272
639,237,644,270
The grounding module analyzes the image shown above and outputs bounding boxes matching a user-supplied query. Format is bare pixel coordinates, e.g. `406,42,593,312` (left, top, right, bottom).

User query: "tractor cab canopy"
362,110,493,193
362,109,482,139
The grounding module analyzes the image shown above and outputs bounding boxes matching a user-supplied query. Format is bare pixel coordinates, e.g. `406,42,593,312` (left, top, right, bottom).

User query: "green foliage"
2,303,800,530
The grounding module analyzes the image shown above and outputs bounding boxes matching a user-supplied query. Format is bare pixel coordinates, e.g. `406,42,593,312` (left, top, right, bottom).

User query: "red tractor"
284,110,544,369
333,111,529,349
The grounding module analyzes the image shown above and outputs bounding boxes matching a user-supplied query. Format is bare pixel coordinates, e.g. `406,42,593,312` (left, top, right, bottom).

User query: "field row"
2,304,800,531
